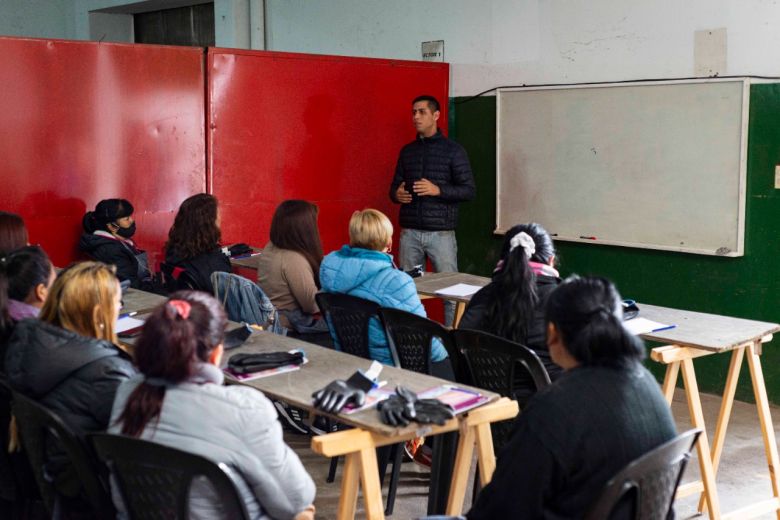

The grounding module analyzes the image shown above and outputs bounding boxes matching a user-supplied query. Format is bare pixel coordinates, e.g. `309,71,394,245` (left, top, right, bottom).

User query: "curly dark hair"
165,194,221,260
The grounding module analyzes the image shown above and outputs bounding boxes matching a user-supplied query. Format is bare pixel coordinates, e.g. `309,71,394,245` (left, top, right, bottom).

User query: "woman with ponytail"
80,199,152,289
467,276,676,520
109,291,315,520
459,223,563,393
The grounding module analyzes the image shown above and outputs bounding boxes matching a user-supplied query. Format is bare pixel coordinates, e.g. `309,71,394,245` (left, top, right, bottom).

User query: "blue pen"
119,311,138,319
652,324,676,333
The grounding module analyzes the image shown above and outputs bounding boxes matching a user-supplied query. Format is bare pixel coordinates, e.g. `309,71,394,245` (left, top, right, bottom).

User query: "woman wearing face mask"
80,199,152,289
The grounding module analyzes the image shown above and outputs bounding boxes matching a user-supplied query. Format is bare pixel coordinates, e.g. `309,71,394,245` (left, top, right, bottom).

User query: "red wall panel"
0,37,206,267
208,49,449,257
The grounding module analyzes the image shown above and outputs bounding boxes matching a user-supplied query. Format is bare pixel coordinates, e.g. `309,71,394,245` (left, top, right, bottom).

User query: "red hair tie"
168,299,191,320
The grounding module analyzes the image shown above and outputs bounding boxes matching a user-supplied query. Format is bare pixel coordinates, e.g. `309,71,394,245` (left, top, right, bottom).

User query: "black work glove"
228,351,304,374
377,386,455,427
311,380,366,414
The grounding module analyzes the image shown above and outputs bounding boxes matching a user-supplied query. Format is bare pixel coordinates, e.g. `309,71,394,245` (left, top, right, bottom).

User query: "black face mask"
115,221,136,239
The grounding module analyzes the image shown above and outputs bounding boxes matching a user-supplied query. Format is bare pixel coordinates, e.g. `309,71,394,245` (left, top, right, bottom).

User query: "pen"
119,311,137,319
579,236,597,240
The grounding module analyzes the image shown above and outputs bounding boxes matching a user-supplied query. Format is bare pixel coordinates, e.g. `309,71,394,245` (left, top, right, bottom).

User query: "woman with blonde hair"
320,209,449,370
4,262,136,497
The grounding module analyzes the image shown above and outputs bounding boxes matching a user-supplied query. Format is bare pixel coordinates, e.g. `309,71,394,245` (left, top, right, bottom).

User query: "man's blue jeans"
399,229,458,326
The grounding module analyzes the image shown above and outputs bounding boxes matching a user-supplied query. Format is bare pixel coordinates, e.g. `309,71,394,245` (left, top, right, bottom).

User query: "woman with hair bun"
459,222,562,397
110,291,315,520
80,199,152,289
2,245,55,322
467,276,676,520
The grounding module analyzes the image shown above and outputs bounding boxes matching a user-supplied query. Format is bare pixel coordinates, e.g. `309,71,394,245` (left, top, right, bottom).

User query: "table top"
414,272,491,302
229,247,263,270
222,331,499,437
121,288,167,315
638,303,780,352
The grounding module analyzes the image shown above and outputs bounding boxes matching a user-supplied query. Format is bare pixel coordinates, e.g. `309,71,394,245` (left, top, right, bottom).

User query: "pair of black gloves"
311,376,454,427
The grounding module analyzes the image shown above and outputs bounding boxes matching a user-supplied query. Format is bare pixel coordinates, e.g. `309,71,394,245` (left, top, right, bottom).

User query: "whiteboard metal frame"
495,78,750,257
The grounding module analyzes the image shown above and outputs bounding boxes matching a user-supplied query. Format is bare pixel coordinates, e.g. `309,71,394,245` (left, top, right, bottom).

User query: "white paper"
116,316,146,334
434,283,482,298
624,317,675,336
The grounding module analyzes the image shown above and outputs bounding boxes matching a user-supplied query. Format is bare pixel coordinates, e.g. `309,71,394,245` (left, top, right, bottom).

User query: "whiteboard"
496,79,749,256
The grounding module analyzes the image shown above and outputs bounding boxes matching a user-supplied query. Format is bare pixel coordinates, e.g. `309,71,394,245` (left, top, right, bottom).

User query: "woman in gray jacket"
109,291,316,520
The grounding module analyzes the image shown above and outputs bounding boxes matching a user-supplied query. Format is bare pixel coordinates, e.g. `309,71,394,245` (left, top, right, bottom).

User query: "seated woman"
4,262,136,497
0,211,29,256
80,199,152,289
257,200,327,333
320,209,449,369
459,223,562,398
3,245,56,322
109,291,316,520
467,276,677,519
165,194,231,294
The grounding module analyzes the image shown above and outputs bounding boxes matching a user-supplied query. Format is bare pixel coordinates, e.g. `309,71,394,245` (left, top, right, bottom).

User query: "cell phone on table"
224,323,253,350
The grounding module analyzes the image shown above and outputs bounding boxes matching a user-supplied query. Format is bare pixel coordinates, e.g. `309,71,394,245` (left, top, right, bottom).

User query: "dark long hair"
82,199,134,233
165,194,221,260
0,263,11,343
117,291,227,437
270,200,323,287
545,276,644,367
0,212,28,256
482,223,555,343
5,246,52,302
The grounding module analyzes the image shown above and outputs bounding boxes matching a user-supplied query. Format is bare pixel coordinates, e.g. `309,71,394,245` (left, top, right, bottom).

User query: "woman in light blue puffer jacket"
319,209,449,367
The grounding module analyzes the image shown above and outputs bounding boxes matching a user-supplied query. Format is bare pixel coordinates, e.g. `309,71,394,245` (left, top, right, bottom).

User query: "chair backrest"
315,292,380,359
90,433,251,520
11,391,114,518
379,307,459,375
211,271,285,334
453,329,552,452
160,262,198,292
584,428,701,520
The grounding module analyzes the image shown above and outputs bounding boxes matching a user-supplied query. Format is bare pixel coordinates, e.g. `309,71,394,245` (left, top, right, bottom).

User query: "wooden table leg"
357,445,386,520
680,357,721,519
453,301,466,328
698,347,744,514
661,360,680,404
474,422,497,485
337,452,361,520
445,423,477,516
745,342,780,520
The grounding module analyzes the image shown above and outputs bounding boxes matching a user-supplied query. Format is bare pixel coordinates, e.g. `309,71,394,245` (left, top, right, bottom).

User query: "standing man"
390,94,476,325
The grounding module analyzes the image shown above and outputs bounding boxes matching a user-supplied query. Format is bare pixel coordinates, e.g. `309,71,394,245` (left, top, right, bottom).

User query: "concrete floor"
284,390,780,519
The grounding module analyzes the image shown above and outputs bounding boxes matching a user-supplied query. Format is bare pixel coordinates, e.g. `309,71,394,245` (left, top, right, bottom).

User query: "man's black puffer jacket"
390,130,476,231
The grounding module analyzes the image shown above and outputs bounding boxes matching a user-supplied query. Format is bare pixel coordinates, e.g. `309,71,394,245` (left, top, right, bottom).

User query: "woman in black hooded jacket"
79,198,152,289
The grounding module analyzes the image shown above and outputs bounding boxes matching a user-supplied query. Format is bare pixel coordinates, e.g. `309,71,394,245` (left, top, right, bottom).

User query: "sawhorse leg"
654,348,721,518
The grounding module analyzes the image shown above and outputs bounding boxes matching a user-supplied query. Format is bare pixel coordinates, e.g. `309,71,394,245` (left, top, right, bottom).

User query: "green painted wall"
450,84,780,404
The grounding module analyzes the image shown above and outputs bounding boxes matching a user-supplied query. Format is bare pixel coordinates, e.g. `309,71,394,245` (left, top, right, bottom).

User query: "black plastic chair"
584,428,701,520
90,433,250,520
453,329,551,453
12,391,114,519
379,307,462,376
315,293,404,515
160,262,199,293
315,292,380,359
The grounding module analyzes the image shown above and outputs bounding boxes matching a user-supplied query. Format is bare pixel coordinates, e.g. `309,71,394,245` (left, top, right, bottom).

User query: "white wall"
264,0,780,97
0,0,75,40
5,1,780,97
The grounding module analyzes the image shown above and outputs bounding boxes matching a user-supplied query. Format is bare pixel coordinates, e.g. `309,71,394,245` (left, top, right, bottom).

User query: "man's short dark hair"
413,95,440,113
